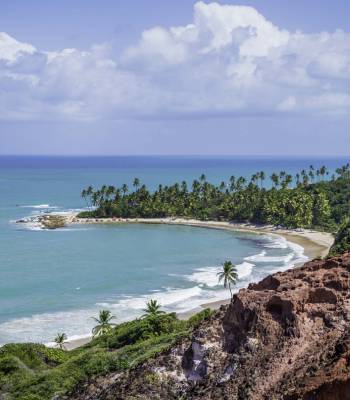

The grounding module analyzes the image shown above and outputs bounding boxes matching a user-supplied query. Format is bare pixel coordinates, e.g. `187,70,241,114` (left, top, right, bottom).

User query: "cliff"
72,252,350,400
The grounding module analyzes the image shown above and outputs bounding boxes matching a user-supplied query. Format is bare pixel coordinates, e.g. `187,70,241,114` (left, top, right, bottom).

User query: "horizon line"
0,154,349,158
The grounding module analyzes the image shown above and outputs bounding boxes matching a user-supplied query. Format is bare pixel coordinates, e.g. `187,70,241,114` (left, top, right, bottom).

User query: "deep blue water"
0,155,348,344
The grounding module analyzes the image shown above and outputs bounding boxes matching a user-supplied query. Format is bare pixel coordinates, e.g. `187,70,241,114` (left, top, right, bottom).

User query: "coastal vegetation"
329,219,350,256
217,261,238,299
54,333,67,350
0,308,212,400
79,163,350,231
142,299,165,319
92,310,116,338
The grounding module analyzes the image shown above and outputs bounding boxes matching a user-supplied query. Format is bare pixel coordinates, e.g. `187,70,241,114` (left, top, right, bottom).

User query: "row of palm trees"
54,261,238,350
78,163,347,229
81,165,334,210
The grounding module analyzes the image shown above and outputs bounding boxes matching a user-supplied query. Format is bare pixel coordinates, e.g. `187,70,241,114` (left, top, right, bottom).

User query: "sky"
1,0,350,156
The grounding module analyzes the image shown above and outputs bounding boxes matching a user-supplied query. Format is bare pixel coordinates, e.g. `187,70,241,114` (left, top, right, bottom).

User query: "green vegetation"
217,261,238,299
54,333,67,350
79,164,350,231
92,310,116,337
0,308,213,400
328,219,350,256
142,299,165,319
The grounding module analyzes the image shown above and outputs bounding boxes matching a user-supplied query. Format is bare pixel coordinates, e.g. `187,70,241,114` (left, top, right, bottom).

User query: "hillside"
71,252,350,400
329,220,350,256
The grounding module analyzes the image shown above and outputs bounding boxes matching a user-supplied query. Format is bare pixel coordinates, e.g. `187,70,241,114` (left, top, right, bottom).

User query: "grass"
0,309,213,400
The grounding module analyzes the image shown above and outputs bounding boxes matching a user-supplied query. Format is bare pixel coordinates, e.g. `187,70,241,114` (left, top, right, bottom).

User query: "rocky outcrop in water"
72,253,350,400
16,213,70,229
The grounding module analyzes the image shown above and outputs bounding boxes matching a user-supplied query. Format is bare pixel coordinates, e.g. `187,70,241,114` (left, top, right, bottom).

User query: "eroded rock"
71,252,350,400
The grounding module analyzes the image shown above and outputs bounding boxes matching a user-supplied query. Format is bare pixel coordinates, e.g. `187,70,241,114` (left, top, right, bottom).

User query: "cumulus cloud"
1,1,350,121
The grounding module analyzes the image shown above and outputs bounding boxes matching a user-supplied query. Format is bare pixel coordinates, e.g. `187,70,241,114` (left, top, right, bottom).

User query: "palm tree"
309,170,315,183
121,184,129,195
270,173,279,188
259,171,265,189
106,185,116,199
54,332,67,350
133,178,140,190
282,174,293,189
192,179,200,193
142,299,165,319
199,174,206,183
250,173,259,186
217,261,238,299
229,175,236,192
320,165,328,180
236,176,246,191
92,310,116,337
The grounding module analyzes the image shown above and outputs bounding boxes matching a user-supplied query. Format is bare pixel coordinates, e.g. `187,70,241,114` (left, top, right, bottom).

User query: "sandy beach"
61,216,334,350
71,216,333,256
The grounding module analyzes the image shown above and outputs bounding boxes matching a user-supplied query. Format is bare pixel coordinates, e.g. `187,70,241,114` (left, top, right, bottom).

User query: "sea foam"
19,204,55,209
0,227,308,345
185,261,254,288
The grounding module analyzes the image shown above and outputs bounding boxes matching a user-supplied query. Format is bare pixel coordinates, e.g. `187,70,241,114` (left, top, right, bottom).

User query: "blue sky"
1,1,350,155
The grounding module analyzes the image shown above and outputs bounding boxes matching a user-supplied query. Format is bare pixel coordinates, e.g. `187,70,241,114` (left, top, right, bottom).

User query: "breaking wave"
0,228,308,345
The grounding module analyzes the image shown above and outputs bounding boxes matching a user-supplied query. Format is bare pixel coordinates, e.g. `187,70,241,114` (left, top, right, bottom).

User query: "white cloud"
0,32,36,63
1,2,350,121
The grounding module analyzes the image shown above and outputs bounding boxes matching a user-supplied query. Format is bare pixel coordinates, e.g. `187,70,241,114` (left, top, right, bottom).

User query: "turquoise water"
0,156,347,344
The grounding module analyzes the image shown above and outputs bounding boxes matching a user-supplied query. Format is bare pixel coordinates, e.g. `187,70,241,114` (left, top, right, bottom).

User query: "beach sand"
62,216,334,350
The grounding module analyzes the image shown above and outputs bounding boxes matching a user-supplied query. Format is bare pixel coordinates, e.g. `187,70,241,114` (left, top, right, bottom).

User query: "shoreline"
62,216,333,350
71,216,333,260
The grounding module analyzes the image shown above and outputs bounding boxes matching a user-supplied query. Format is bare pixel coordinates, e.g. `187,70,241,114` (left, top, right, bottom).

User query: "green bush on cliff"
328,219,350,256
0,309,211,400
104,312,186,349
187,307,213,328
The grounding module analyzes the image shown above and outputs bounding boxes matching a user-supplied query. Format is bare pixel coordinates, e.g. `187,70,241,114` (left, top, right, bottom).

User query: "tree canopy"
79,164,350,231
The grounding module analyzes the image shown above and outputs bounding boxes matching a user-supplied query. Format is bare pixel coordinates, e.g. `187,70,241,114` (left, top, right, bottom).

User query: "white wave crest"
19,204,56,209
245,250,294,264
185,261,254,288
0,230,308,345
237,262,254,278
0,284,231,345
115,286,203,311
263,235,288,249
286,241,308,263
185,267,221,287
0,308,95,345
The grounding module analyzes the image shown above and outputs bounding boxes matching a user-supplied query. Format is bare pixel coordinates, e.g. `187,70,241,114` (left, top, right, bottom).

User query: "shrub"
106,313,185,350
0,355,21,374
0,309,216,399
328,219,350,256
187,308,213,328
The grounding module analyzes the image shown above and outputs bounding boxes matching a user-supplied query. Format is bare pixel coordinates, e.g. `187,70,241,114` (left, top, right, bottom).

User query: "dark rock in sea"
70,253,350,400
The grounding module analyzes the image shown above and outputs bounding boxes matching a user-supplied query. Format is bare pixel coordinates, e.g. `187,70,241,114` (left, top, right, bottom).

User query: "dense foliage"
0,309,212,400
79,164,350,231
329,219,350,256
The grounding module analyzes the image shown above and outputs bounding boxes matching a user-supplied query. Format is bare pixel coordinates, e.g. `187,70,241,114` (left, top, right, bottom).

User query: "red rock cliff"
72,253,350,399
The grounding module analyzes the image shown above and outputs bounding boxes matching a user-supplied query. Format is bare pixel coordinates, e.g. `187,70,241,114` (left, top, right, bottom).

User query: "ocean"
0,155,347,345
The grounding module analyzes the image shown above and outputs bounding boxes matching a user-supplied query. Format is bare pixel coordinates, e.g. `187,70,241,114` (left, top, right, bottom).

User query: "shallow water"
0,156,344,344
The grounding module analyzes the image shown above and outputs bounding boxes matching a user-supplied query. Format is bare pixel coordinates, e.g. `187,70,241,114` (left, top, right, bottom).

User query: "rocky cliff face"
72,253,350,400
